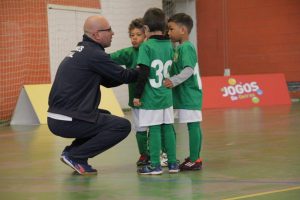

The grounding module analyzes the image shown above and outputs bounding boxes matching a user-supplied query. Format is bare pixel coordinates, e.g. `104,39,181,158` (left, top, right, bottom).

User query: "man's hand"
163,78,174,88
133,98,142,107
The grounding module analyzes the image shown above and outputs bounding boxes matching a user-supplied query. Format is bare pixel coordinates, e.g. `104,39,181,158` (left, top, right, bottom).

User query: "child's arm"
133,64,150,106
110,48,130,67
163,66,193,88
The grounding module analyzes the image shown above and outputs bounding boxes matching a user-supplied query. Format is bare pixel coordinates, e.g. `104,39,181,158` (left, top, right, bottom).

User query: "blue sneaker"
60,150,68,158
60,146,73,159
138,165,163,175
60,155,97,175
168,163,180,173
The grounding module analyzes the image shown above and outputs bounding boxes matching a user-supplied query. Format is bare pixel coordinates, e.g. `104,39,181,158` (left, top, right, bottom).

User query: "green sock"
187,122,202,162
149,125,161,167
135,131,148,155
162,124,176,163
161,129,166,153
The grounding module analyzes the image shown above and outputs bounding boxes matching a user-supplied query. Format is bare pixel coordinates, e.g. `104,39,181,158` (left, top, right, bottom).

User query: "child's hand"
133,98,142,107
163,78,174,88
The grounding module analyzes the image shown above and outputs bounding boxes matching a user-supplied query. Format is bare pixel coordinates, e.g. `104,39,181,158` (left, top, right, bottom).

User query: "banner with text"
202,73,291,109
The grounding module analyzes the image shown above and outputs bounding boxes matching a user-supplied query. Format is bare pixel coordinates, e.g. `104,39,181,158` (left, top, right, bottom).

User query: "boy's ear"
143,25,150,32
180,25,187,34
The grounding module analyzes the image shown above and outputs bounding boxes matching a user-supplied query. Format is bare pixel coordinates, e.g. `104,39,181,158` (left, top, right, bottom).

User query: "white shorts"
131,109,148,132
174,109,202,123
138,106,174,127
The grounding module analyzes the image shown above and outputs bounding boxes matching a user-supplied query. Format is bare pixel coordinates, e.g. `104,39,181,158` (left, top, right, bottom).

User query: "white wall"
101,0,162,109
48,5,101,82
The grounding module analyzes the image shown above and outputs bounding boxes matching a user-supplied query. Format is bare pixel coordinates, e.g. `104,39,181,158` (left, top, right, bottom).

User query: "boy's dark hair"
143,8,166,32
168,13,193,34
128,18,144,33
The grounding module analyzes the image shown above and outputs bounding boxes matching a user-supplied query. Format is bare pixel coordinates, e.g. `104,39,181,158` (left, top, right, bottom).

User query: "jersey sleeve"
110,48,131,67
180,43,197,69
137,43,151,67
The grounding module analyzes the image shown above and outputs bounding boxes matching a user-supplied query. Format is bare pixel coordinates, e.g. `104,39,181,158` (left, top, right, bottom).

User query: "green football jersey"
171,41,203,110
137,38,174,109
110,47,138,108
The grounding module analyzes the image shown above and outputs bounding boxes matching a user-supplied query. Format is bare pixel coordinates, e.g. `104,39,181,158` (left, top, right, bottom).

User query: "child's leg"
161,132,166,153
160,132,168,167
136,131,148,155
162,124,176,164
149,125,161,167
187,122,202,162
161,125,176,153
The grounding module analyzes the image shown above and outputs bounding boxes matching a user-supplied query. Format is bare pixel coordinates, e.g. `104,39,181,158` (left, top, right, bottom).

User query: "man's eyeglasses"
97,27,112,32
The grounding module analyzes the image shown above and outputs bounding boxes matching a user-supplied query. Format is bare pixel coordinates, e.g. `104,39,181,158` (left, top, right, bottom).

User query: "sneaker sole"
72,171,98,175
139,171,163,175
61,156,98,175
179,167,202,171
60,156,84,175
138,169,163,175
169,169,180,173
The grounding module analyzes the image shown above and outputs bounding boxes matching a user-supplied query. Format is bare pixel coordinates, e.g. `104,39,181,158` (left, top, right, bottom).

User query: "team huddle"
111,8,203,175
47,7,203,176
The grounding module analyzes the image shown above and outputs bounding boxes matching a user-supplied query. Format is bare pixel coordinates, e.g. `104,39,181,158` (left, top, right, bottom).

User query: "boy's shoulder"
180,41,195,49
177,41,196,54
141,38,172,50
145,36,171,43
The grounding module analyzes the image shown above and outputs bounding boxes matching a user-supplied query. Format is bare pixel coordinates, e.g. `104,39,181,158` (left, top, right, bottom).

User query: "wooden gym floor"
0,103,300,200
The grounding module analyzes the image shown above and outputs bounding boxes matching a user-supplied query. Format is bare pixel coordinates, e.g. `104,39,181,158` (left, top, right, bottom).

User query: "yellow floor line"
223,186,300,200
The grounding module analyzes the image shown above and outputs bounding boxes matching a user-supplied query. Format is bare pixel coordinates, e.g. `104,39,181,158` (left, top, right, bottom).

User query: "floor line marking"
223,186,300,200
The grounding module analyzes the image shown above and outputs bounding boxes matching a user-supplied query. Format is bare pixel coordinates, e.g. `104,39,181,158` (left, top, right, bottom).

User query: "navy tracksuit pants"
47,109,131,163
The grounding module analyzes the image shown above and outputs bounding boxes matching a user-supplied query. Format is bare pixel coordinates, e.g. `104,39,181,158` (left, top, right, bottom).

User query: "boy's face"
167,22,184,43
129,28,146,48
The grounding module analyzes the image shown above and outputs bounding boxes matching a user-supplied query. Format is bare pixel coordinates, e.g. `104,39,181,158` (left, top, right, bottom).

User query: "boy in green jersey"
110,18,149,166
134,8,179,175
164,13,203,170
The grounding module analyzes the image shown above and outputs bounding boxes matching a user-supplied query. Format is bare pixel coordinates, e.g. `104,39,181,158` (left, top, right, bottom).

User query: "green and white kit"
137,38,174,127
171,41,203,123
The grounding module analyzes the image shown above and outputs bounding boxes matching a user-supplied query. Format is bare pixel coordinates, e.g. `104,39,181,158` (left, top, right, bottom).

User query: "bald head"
83,15,114,48
84,15,109,34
